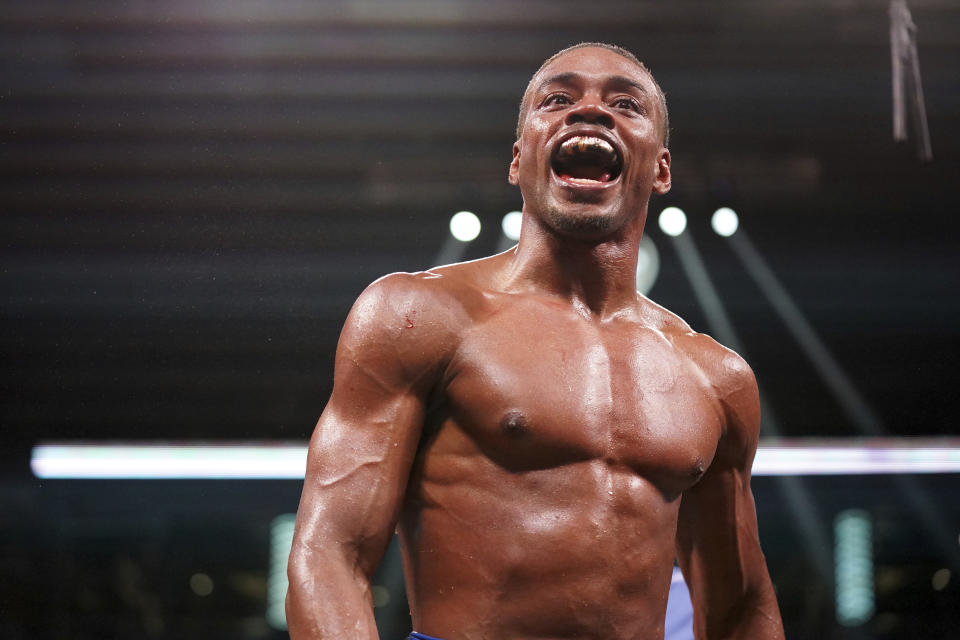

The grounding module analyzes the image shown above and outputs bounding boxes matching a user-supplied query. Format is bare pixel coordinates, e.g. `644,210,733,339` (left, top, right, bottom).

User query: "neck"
500,210,646,320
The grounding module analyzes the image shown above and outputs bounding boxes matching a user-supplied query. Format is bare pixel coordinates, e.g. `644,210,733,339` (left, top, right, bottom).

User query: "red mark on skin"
404,310,417,328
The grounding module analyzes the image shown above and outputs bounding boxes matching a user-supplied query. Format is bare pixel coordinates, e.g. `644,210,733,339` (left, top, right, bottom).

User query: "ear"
508,141,521,185
652,148,671,195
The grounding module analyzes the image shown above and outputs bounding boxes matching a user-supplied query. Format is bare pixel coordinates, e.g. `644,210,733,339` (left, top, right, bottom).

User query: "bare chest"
437,306,724,497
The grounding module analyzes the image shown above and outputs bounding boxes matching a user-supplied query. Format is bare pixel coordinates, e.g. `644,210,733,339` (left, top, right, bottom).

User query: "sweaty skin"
287,46,785,640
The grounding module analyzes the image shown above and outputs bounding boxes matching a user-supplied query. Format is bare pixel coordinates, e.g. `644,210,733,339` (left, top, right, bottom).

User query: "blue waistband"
408,633,445,640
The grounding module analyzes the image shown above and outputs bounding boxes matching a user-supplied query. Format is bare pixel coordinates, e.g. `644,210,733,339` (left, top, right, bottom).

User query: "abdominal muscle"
398,447,681,640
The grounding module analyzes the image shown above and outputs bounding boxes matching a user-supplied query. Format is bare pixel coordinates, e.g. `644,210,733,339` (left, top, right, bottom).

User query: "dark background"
1,1,958,638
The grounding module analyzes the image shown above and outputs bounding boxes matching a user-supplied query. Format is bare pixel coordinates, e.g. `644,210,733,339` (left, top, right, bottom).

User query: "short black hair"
515,42,670,147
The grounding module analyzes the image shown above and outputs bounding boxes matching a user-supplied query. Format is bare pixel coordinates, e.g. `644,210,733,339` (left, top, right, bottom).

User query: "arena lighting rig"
30,440,960,479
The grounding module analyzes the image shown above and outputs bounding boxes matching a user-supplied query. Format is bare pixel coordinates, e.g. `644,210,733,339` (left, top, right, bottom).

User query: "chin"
544,205,620,238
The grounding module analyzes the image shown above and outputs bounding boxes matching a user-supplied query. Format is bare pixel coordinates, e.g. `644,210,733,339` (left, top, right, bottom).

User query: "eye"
612,96,642,113
543,93,572,107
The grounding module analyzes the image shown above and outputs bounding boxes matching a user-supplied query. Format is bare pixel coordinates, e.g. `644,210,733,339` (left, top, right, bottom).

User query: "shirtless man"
286,43,785,640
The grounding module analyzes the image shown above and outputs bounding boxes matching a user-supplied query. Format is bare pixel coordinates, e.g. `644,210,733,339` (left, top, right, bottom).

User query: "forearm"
286,545,380,640
700,586,784,640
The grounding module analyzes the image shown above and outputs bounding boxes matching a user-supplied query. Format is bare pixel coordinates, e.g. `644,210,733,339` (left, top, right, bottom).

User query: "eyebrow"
607,75,651,96
536,72,651,97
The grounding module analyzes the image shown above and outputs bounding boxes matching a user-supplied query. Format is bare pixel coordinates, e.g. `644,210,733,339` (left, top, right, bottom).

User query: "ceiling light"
658,207,687,237
449,211,481,242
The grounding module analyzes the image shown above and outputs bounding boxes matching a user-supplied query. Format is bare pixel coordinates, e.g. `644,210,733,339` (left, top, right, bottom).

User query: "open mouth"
551,135,623,187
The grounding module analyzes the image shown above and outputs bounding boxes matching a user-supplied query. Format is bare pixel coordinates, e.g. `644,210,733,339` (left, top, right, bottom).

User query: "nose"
564,98,614,129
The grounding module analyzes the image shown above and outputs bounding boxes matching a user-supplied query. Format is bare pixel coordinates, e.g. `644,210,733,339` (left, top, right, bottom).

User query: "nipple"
691,457,706,479
500,410,529,437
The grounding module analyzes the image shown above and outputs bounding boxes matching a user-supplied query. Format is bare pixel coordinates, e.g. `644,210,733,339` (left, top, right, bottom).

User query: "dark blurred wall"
3,1,959,452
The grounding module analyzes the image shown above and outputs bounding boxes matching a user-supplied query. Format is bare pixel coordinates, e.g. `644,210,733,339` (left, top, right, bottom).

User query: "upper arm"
292,273,456,575
676,351,782,638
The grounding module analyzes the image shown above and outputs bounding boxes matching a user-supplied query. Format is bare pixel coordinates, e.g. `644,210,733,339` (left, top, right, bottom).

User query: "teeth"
559,135,616,158
562,175,611,185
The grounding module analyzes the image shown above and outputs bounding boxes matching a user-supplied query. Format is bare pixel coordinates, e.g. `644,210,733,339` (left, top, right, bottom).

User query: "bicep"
675,356,769,634
292,275,446,575
294,379,425,575
675,452,763,591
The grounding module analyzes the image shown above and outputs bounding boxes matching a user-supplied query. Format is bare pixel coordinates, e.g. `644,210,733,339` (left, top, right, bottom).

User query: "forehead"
532,47,653,92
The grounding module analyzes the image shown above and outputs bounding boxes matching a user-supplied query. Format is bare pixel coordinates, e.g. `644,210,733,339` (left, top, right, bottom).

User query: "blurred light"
371,585,391,608
658,207,687,236
635,235,660,295
449,210,481,242
266,513,296,630
711,207,739,237
31,444,307,479
190,573,214,597
751,443,960,475
932,568,951,591
835,509,875,626
501,211,522,241
31,440,960,479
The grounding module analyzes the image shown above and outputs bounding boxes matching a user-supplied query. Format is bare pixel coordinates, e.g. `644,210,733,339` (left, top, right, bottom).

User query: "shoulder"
336,268,480,388
350,266,485,334
641,297,761,449
693,338,760,464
